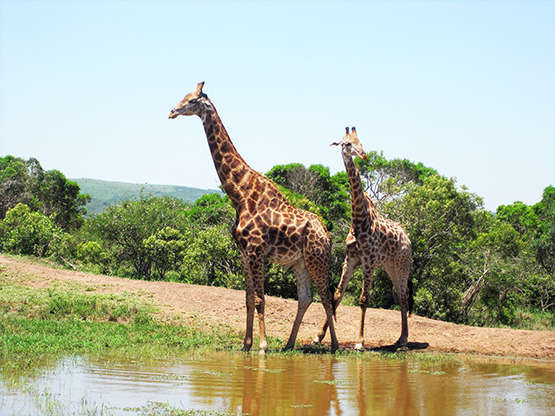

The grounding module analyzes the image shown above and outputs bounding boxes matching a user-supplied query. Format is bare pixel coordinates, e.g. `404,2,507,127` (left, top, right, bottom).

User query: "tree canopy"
0,156,90,231
1,154,553,330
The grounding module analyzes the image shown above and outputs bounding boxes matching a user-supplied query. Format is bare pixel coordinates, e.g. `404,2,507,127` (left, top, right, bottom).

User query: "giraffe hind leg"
315,252,359,345
283,260,313,350
305,260,339,353
385,262,410,349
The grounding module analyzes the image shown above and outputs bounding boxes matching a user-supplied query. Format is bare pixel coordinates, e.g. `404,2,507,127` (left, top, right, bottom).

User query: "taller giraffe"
317,127,412,350
169,82,339,353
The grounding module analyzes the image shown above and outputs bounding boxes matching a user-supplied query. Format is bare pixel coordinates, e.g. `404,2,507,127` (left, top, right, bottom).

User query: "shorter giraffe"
317,127,413,350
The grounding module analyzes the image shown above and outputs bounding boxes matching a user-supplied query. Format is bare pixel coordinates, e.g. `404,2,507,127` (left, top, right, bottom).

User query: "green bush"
0,204,60,256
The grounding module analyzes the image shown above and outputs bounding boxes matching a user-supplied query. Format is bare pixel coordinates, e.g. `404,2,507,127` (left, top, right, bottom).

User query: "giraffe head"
331,127,367,160
168,81,214,119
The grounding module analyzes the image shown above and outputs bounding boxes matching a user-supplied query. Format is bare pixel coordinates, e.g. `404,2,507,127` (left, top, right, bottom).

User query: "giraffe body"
317,127,412,350
169,83,338,353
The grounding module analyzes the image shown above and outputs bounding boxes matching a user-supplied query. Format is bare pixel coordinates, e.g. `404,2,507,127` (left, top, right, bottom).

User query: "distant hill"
72,178,223,216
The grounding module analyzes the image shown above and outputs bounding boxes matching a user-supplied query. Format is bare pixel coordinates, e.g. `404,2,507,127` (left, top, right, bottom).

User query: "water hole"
1,352,554,415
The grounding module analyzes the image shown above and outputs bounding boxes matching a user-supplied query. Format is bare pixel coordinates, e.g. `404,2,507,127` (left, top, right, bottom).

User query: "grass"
0,262,244,375
131,402,246,416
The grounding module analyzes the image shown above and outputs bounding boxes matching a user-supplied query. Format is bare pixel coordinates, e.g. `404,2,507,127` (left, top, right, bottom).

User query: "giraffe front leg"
241,254,265,352
251,259,267,354
242,258,255,352
356,264,375,351
243,290,255,352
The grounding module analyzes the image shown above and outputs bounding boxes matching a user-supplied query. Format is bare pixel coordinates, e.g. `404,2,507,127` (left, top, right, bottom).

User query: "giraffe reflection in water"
3,352,554,415
180,353,555,416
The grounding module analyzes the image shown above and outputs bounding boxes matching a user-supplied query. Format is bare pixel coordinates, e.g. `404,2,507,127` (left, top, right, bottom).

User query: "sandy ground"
2,254,554,362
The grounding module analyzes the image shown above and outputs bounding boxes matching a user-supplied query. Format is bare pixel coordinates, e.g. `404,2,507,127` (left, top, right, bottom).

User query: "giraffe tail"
329,288,337,321
408,279,414,316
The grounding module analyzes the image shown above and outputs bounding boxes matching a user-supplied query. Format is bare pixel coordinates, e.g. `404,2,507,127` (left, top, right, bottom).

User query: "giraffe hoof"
354,342,364,351
394,337,408,350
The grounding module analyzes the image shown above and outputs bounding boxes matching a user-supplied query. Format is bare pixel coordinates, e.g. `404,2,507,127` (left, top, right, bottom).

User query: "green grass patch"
0,264,243,377
129,402,245,416
0,317,240,358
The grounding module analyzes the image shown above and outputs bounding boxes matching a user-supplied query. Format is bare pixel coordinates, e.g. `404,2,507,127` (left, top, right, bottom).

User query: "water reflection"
1,352,554,415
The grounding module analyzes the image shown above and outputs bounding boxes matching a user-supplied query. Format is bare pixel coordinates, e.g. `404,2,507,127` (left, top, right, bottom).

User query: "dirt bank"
1,255,554,361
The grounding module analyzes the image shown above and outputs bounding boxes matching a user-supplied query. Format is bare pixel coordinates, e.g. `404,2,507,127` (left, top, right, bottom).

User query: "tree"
496,201,541,240
460,213,525,323
266,163,322,203
180,225,242,288
185,193,235,228
387,175,481,322
495,190,555,316
143,227,187,280
266,163,350,230
533,186,555,277
0,156,90,231
0,156,33,218
40,170,90,231
0,203,61,257
87,195,190,278
357,151,438,205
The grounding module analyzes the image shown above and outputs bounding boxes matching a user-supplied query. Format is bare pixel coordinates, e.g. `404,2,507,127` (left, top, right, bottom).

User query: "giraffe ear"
330,141,341,147
203,101,214,112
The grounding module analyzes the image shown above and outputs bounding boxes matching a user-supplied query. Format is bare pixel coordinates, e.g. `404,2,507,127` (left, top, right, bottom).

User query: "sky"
1,0,553,212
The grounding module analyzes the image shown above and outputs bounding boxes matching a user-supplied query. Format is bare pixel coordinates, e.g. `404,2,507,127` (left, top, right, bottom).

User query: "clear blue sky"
1,1,553,211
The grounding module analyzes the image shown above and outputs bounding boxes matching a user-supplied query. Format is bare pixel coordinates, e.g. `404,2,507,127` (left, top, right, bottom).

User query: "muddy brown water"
1,352,555,416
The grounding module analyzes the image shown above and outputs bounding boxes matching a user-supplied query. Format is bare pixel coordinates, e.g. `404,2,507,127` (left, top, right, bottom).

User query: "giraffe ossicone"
317,127,413,350
169,82,339,353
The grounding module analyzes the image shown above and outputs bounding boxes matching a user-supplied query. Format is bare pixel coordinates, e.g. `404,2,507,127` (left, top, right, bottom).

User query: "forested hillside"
72,178,222,216
1,154,554,330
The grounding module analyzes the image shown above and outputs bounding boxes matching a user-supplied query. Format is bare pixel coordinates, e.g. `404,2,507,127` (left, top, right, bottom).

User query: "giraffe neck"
200,107,257,208
343,152,378,229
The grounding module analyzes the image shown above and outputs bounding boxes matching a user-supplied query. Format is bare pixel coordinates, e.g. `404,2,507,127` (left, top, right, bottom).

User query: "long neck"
201,107,258,208
343,152,378,229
